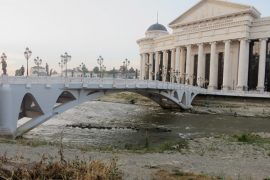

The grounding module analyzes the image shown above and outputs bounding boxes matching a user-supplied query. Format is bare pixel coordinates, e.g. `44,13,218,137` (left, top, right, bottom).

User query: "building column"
140,54,143,80
171,49,176,83
237,39,250,91
208,42,218,90
180,47,186,84
148,53,154,80
257,38,268,92
185,45,192,85
154,52,159,81
197,43,205,87
223,40,231,90
141,53,146,80
175,47,180,83
162,50,168,82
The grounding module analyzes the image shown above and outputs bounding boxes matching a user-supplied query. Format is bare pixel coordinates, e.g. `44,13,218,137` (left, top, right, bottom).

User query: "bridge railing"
0,76,199,90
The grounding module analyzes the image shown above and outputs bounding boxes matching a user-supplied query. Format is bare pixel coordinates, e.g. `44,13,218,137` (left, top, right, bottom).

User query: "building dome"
146,23,168,32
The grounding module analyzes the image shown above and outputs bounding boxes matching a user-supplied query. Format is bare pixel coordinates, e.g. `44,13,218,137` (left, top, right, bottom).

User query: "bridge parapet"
0,76,199,91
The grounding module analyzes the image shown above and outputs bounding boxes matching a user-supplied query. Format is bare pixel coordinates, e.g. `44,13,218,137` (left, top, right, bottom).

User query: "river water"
20,101,270,149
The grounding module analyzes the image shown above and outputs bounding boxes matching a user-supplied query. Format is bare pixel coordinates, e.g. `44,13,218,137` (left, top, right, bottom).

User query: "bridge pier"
0,85,17,138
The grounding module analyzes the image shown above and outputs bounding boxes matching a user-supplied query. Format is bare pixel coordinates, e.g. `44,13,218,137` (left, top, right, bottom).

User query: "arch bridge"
0,76,205,138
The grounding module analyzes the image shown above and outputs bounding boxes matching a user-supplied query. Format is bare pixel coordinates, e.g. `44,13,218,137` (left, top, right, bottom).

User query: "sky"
0,0,270,75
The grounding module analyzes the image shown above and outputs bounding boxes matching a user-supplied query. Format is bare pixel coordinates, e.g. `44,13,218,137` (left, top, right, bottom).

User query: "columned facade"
197,43,205,87
237,39,250,91
222,40,231,90
257,38,268,91
148,53,154,80
208,42,217,90
138,0,270,93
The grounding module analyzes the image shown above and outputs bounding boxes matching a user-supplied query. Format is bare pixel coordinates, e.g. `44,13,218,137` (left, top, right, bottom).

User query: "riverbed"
18,100,270,149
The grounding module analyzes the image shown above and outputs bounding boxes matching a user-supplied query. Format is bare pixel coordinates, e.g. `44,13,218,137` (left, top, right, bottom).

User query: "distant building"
137,0,270,92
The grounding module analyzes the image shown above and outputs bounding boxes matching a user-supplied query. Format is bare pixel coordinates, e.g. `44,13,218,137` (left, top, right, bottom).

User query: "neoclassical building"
137,0,270,92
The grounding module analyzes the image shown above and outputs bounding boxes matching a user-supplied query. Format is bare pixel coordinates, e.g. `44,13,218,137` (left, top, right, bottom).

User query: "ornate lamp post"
145,62,152,80
1,53,7,75
183,73,188,84
61,52,71,77
162,65,167,82
79,62,87,77
123,58,130,79
97,56,104,78
169,68,175,83
24,47,32,77
34,57,42,76
101,65,106,78
175,70,181,84
58,61,64,77
198,76,204,87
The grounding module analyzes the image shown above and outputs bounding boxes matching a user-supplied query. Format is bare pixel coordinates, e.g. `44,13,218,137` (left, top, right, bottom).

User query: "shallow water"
20,101,270,148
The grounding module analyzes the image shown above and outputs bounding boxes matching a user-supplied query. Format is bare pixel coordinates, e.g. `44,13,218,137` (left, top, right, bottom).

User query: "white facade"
137,0,270,92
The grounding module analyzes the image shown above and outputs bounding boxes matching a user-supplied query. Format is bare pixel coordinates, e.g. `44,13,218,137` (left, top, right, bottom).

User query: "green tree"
129,67,135,73
93,66,99,74
81,63,89,76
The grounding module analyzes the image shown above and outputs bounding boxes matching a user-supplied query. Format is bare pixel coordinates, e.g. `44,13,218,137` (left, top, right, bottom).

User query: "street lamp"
1,53,7,75
58,61,64,77
101,65,106,78
24,47,32,77
162,65,167,82
169,68,175,83
79,62,87,77
34,57,42,76
145,62,152,80
97,56,104,78
123,58,130,79
61,52,71,77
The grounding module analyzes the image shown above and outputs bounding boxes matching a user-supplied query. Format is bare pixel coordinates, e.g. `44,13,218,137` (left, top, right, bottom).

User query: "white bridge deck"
1,76,270,98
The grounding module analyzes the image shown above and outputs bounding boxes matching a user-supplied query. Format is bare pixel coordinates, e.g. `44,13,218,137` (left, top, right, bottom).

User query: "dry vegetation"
153,169,221,180
0,154,121,180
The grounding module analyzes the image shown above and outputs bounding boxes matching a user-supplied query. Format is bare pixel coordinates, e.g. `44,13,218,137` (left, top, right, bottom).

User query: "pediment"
169,0,257,26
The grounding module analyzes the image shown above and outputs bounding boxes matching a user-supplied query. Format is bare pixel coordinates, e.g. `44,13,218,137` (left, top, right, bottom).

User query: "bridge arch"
19,93,44,120
54,91,77,108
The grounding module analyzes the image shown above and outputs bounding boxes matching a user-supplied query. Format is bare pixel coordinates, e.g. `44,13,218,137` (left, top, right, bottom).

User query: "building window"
167,51,171,82
265,40,270,91
159,53,163,81
205,53,210,88
217,52,224,90
193,55,198,86
153,54,156,80
248,40,260,90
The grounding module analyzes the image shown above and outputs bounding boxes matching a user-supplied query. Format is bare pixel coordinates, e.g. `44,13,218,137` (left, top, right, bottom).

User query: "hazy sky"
1,0,270,75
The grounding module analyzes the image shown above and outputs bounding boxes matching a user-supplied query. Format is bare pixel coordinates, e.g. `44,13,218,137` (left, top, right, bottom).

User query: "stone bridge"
0,76,205,138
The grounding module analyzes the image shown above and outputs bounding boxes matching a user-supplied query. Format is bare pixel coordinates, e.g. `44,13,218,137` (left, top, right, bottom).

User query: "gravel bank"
0,135,269,180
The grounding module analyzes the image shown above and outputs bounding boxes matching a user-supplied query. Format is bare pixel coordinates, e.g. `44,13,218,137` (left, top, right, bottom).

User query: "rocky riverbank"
0,133,270,179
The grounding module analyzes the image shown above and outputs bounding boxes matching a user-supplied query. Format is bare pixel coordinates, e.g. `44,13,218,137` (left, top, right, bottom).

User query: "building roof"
146,23,168,32
169,0,261,27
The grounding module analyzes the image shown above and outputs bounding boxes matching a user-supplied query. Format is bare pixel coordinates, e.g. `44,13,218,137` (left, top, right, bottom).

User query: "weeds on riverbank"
233,133,270,144
154,169,221,180
0,155,121,180
0,132,122,180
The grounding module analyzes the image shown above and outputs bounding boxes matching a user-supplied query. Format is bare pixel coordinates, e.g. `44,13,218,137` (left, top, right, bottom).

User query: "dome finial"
157,11,159,23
